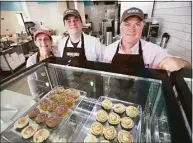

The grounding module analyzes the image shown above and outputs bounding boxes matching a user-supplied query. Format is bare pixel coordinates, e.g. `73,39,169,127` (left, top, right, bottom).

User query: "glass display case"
0,58,191,143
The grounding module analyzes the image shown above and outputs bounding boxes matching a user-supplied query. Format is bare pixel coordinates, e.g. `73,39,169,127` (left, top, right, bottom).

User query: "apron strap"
62,33,85,57
116,40,143,55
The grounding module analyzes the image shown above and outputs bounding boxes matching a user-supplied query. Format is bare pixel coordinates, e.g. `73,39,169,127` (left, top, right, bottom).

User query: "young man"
103,7,190,72
58,9,104,64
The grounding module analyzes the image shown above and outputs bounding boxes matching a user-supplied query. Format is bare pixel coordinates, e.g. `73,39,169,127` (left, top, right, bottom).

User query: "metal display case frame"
0,57,192,143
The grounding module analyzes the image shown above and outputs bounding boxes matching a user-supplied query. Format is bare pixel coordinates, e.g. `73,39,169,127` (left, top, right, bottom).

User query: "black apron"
112,40,145,68
62,33,87,67
110,40,146,101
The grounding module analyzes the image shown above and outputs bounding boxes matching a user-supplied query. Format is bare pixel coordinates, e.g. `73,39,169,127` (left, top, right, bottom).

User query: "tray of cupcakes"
1,86,87,143
75,96,142,143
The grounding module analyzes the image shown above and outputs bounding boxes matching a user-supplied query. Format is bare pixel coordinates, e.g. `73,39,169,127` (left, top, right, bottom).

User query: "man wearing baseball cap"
103,7,190,72
58,9,104,65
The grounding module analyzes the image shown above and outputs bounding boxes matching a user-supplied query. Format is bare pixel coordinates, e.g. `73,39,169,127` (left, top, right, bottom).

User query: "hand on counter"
158,57,191,72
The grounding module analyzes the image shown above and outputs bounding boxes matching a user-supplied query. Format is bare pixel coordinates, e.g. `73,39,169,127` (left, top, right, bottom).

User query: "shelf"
0,62,26,79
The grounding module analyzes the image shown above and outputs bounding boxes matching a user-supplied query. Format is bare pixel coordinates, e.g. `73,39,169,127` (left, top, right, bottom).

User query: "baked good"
28,108,40,119
126,106,138,118
103,126,117,141
56,104,68,117
108,112,120,126
14,116,29,131
102,99,112,111
118,130,133,143
96,109,108,123
64,96,75,108
70,90,80,101
35,112,48,124
84,134,98,143
21,124,38,139
91,121,103,136
56,87,65,94
113,103,126,114
39,98,50,111
46,100,54,112
64,89,72,96
50,100,58,112
48,93,59,102
100,140,110,143
120,117,134,131
57,95,67,104
33,128,50,143
46,114,61,128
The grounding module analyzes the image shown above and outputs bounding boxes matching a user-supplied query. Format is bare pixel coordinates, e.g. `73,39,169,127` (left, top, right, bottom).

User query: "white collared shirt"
58,33,104,62
103,39,172,69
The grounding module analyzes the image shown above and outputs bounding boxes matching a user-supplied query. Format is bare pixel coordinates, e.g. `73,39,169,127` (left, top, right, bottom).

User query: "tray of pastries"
74,96,142,143
1,86,87,143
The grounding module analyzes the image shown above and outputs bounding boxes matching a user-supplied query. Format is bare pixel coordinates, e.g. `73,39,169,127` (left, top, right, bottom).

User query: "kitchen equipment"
106,27,113,45
160,33,170,49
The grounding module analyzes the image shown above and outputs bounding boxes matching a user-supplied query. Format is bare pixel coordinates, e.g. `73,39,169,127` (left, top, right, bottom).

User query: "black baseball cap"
63,9,82,22
121,7,144,22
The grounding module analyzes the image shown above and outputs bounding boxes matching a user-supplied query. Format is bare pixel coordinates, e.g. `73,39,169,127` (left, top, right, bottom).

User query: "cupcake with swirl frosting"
113,103,126,116
84,134,98,143
118,130,133,143
126,106,139,118
103,126,117,141
102,99,112,111
91,121,104,137
120,117,134,131
108,112,120,126
96,110,108,123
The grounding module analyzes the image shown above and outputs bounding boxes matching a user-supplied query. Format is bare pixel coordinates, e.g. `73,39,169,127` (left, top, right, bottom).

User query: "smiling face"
35,33,52,55
64,15,82,35
120,16,144,44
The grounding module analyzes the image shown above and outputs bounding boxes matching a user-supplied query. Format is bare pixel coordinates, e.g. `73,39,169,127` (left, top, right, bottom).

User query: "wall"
0,2,26,36
119,1,154,19
25,2,65,33
153,1,191,63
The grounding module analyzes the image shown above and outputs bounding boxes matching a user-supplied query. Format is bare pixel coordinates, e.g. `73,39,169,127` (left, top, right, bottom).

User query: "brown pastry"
118,130,133,143
64,96,75,108
63,89,72,96
35,112,48,124
69,90,80,101
56,104,68,117
57,95,67,105
28,108,40,119
39,98,50,111
56,87,65,94
46,114,61,128
50,100,58,112
48,93,59,102
33,128,50,143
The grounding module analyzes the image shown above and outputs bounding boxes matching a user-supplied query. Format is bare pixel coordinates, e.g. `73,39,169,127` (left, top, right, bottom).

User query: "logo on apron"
66,52,80,57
